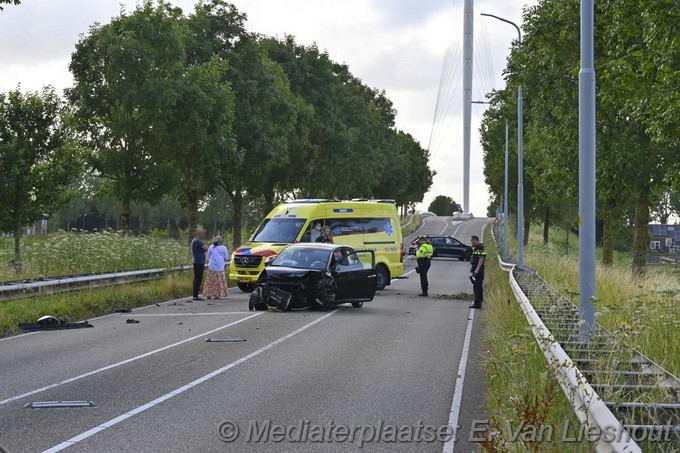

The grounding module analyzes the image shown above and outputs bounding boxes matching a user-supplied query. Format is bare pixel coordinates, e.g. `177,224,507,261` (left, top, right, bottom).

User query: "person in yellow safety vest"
415,238,434,297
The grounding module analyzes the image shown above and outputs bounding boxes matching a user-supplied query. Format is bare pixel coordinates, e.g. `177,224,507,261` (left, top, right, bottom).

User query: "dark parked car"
248,243,377,311
408,235,472,261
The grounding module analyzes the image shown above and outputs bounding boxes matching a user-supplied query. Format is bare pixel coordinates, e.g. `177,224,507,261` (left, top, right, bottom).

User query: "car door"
332,249,377,301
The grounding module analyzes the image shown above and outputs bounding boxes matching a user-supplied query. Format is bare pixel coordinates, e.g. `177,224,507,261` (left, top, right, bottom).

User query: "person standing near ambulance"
415,238,434,297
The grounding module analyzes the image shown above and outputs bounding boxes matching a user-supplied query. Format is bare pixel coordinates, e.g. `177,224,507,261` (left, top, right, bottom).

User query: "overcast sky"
0,0,537,216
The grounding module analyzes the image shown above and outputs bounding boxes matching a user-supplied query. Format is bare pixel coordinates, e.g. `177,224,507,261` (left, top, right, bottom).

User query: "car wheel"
238,282,255,293
352,302,364,308
375,265,389,290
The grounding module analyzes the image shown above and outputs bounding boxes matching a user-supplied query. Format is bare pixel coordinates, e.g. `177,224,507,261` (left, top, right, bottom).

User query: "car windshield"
270,248,331,270
251,218,307,243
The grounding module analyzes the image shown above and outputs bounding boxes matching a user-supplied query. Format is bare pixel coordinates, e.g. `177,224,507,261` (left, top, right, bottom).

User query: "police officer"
469,235,486,309
415,237,434,297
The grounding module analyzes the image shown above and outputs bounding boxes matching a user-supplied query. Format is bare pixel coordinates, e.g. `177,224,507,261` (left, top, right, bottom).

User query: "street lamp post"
579,0,597,343
504,122,509,256
480,12,523,268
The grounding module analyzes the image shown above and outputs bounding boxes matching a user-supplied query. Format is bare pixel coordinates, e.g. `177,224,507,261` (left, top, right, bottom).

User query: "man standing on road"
416,238,434,297
191,229,208,301
469,235,486,309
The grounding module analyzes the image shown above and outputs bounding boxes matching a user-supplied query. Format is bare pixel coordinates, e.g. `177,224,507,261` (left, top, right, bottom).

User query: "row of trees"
0,0,434,269
480,0,680,274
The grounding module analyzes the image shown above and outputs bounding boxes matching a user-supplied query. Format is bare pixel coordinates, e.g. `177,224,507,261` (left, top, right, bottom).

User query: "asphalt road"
0,216,491,453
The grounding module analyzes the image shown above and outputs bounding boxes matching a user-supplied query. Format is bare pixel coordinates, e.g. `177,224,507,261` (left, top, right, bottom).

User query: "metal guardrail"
492,223,680,452
0,266,189,302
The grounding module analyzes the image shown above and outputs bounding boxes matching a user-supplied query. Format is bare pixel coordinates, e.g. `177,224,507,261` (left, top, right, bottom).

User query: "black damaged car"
248,243,377,311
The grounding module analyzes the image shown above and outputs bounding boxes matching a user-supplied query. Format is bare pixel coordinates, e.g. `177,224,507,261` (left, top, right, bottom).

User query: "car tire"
375,265,389,291
238,282,255,293
352,302,364,308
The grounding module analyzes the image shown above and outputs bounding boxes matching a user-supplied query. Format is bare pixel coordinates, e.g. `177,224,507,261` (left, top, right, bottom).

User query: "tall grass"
0,230,190,281
0,272,192,337
519,226,680,377
481,239,590,452
401,214,422,237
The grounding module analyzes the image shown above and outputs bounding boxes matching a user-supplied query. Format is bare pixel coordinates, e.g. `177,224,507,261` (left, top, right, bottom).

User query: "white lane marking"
442,308,476,453
87,295,199,321
42,310,338,453
439,217,450,235
0,331,41,343
0,313,262,406
124,312,250,317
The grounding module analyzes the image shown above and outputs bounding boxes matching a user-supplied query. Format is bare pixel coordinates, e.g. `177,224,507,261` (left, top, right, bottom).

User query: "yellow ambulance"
230,199,404,292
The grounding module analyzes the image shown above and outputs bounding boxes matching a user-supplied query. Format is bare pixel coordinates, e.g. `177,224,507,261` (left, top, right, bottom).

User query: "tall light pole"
462,0,474,215
504,122,509,256
579,0,596,343
480,12,523,268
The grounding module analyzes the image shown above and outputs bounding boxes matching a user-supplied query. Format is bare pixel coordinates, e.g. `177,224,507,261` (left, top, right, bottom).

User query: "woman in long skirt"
204,236,229,299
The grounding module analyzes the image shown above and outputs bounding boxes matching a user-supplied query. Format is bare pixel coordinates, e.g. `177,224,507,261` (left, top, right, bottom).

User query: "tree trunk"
632,195,649,278
13,214,23,273
263,187,275,216
524,215,530,246
232,191,243,251
187,188,199,242
543,207,550,246
602,201,614,267
120,199,131,234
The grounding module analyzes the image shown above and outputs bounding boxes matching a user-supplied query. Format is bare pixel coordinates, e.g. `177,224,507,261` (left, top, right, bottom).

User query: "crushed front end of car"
248,268,337,311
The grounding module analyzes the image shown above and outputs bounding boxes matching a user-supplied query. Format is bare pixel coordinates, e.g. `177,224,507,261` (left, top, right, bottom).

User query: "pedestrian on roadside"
315,225,334,243
469,235,486,309
191,229,208,301
415,237,434,297
204,236,229,299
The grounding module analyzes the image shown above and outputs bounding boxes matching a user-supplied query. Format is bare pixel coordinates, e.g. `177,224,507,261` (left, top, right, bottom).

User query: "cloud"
0,0,538,216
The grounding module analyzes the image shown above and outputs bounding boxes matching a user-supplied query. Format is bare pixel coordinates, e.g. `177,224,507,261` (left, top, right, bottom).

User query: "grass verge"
0,272,193,338
0,230,190,282
481,239,590,452
401,214,422,237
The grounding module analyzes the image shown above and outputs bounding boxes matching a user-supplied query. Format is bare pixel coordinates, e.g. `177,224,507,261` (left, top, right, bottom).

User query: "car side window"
446,238,459,245
431,237,444,246
335,251,365,273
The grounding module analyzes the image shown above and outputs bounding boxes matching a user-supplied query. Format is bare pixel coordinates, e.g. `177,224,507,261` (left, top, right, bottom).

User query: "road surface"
0,216,490,453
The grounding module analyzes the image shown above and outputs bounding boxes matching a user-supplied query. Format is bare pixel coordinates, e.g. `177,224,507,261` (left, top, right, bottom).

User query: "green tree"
0,87,82,270
163,56,236,235
68,1,185,233
428,196,458,217
0,0,20,10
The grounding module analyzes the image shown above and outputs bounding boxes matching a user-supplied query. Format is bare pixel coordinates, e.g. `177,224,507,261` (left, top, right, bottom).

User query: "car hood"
265,267,325,279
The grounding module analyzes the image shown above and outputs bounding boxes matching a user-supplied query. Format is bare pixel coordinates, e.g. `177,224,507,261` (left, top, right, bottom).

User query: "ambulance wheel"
375,265,389,290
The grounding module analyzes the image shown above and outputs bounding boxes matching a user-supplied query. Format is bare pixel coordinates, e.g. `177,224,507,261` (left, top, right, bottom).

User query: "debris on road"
125,318,140,324
115,308,132,313
205,338,246,343
24,401,96,409
19,316,93,332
